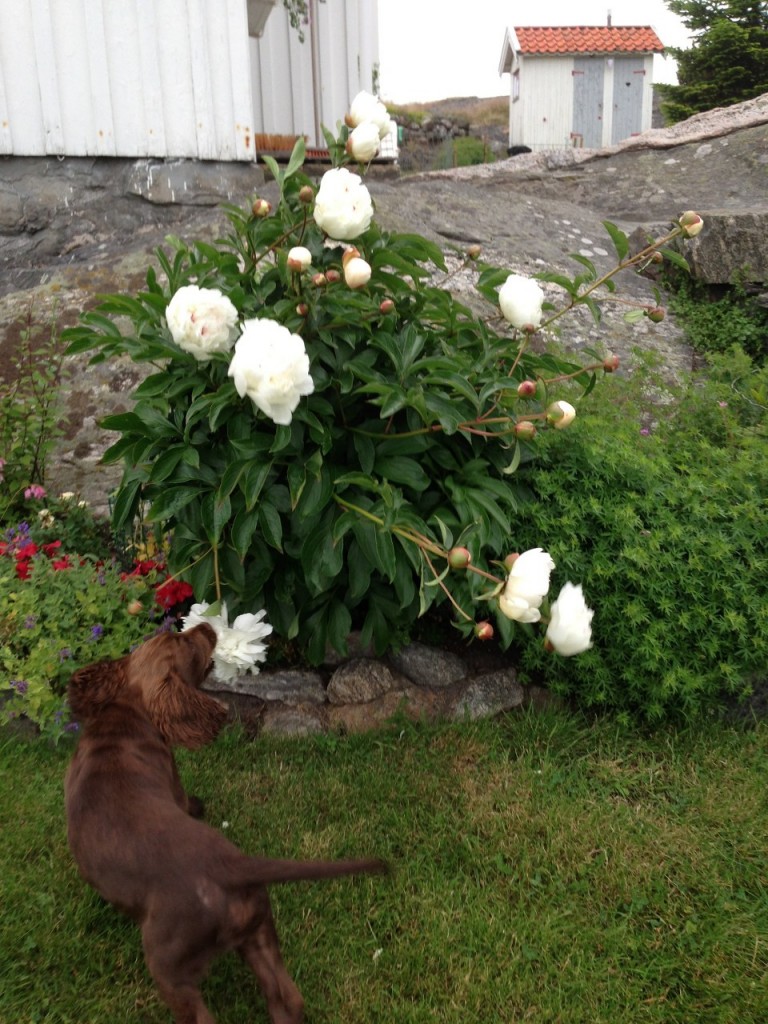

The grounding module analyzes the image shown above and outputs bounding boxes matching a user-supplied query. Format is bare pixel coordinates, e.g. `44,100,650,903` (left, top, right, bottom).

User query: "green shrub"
508,361,768,721
668,277,768,363
439,135,495,168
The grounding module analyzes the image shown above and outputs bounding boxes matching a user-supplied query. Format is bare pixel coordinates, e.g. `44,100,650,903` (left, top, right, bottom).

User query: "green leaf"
231,506,261,559
244,461,273,509
603,220,630,262
146,485,202,523
284,136,306,178
259,501,283,551
660,248,691,273
374,456,431,492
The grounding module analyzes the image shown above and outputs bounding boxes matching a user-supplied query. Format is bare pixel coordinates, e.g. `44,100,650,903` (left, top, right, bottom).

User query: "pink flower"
24,484,46,500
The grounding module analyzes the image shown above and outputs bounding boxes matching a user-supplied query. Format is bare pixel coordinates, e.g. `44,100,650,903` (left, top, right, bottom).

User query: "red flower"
121,558,162,580
52,556,72,571
16,542,38,561
155,579,194,609
16,560,32,580
42,540,63,558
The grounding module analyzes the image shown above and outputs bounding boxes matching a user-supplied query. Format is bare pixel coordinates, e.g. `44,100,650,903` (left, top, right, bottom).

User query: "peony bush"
62,93,700,673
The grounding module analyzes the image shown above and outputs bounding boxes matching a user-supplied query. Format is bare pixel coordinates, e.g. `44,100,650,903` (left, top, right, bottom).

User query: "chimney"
607,10,612,27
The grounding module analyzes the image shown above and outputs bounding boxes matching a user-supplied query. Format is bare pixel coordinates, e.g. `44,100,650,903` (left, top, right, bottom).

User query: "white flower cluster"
498,547,593,656
345,90,397,164
182,601,272,683
164,290,315,428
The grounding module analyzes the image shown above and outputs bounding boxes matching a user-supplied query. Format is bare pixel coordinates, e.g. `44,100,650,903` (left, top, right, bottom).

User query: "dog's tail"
231,856,388,888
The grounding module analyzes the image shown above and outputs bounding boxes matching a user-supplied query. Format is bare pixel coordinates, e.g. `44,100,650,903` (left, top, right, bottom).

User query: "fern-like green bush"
510,365,768,721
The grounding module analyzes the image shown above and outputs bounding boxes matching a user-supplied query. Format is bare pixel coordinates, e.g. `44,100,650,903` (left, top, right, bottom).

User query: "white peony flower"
545,583,594,656
182,601,272,683
347,121,381,163
228,318,315,426
166,285,239,361
343,256,372,289
347,90,391,139
498,547,555,623
499,274,545,331
313,167,374,241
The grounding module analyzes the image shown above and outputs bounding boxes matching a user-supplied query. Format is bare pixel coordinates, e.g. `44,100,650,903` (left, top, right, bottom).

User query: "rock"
327,685,443,733
448,669,523,721
326,659,405,705
205,668,326,703
261,705,325,736
684,209,768,285
388,642,467,688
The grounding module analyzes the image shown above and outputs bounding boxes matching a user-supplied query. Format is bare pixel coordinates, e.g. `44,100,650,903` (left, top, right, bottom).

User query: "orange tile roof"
514,26,664,55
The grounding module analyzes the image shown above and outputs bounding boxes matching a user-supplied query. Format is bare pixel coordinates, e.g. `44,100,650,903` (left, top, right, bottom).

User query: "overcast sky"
377,1,692,103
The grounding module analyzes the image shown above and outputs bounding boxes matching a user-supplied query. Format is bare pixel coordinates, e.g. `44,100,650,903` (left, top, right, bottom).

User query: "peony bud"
325,269,341,283
343,256,372,289
295,303,309,317
514,420,537,441
517,379,537,398
379,298,395,314
342,247,361,267
252,198,271,218
475,621,494,641
311,272,327,288
126,600,143,616
678,210,704,238
503,553,519,571
447,546,472,570
546,400,576,430
287,246,312,272
603,353,620,372
646,307,665,323
467,244,482,260
651,251,664,264
299,185,314,205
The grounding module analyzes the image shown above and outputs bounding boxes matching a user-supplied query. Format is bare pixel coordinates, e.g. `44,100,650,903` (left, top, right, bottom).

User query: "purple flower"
24,615,37,629
90,624,104,641
640,428,650,436
64,721,80,734
59,648,72,661
10,679,29,695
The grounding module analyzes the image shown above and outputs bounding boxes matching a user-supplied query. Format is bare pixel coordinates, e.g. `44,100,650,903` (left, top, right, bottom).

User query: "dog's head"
68,623,227,748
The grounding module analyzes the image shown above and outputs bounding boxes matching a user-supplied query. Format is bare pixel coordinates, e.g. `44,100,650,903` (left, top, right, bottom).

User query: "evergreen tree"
658,1,768,122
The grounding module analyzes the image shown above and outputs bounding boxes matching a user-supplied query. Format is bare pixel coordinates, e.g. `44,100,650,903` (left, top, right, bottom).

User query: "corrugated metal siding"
0,0,256,159
250,0,380,149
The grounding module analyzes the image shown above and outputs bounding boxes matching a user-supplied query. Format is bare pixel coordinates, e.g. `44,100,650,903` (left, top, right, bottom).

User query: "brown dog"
65,623,385,1024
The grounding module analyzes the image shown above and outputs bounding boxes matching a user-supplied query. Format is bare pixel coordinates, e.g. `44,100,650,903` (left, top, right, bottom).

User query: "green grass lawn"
2,710,768,1023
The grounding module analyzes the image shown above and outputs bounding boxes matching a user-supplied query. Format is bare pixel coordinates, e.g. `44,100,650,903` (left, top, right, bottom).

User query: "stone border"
203,640,555,736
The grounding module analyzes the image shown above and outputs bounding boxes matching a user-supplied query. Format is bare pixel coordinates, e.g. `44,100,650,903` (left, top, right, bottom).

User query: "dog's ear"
67,659,126,719
139,625,227,748
146,669,228,748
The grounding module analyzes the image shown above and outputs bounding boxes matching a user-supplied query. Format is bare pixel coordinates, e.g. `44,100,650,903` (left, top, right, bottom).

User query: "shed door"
612,58,645,143
572,57,604,148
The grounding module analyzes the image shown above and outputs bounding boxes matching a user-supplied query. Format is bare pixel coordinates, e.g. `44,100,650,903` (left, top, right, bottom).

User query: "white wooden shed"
250,0,383,153
498,24,665,152
0,0,382,160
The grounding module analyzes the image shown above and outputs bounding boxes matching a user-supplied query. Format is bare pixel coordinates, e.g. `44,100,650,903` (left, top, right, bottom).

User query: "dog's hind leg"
141,928,218,1024
238,903,305,1024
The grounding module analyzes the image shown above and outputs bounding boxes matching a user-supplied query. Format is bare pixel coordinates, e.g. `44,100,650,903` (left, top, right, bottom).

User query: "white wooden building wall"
0,0,255,159
508,53,655,151
250,0,380,149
